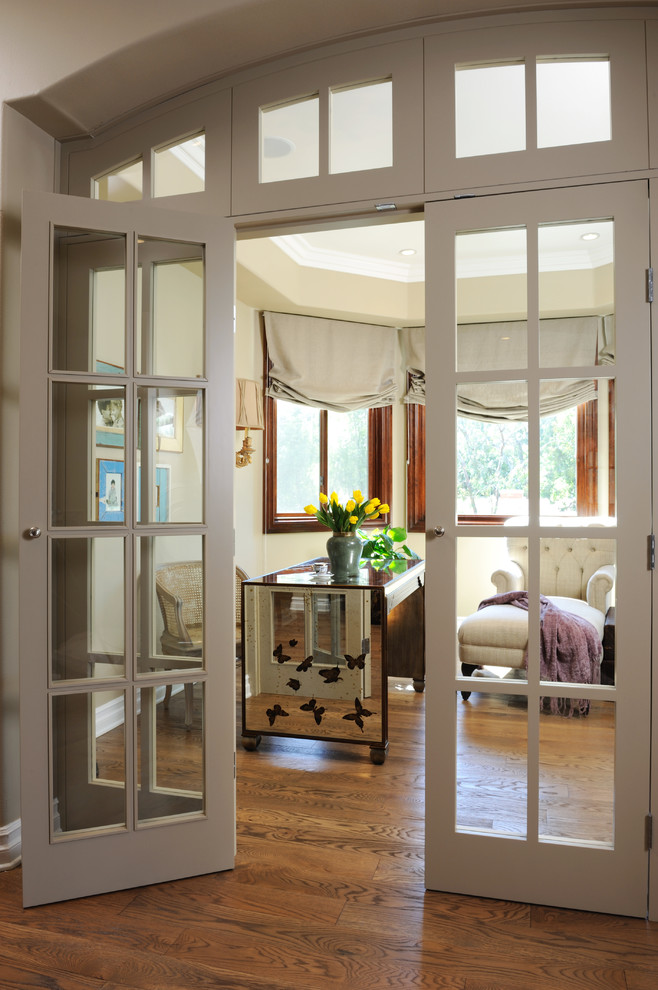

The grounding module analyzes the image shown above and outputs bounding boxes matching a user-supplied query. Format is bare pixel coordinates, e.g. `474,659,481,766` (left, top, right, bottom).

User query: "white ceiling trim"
271,233,425,283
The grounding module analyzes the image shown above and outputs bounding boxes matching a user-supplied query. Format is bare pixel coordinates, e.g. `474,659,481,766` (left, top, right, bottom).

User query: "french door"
425,181,652,916
19,192,236,906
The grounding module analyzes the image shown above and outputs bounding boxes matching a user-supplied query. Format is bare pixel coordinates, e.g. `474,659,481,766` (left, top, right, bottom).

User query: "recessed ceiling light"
399,248,416,256
263,136,296,158
581,232,600,241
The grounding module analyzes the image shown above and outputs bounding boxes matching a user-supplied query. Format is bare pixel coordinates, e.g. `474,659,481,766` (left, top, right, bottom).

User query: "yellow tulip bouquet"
304,490,389,533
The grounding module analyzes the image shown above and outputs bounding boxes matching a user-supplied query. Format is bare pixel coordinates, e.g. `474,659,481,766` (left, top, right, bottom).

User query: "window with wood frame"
406,385,614,532
264,396,392,533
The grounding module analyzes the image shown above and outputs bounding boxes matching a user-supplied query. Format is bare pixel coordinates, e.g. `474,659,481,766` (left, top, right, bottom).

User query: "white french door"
19,192,236,906
425,181,652,917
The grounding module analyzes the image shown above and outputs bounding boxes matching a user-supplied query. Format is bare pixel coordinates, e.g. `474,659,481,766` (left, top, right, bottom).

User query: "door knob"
26,527,42,539
433,526,445,538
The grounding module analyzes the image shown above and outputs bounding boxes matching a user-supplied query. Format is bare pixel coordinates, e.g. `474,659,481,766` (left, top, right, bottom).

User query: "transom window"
93,132,206,201
259,77,393,184
455,55,611,159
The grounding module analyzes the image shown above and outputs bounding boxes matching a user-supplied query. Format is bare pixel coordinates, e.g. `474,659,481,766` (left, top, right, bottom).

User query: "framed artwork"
156,396,184,452
95,397,125,448
136,465,171,522
97,459,125,521
95,359,125,375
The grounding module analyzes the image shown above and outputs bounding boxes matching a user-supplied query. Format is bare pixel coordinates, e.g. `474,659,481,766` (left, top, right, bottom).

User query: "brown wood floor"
0,677,657,989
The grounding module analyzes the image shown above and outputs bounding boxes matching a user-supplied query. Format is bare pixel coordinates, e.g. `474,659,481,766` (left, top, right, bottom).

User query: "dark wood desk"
241,557,425,763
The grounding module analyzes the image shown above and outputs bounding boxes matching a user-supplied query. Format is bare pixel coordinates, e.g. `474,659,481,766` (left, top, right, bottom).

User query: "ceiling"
5,0,642,139
241,216,614,283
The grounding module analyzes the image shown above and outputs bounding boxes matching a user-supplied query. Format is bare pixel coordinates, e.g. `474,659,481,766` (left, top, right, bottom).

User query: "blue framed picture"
97,459,125,521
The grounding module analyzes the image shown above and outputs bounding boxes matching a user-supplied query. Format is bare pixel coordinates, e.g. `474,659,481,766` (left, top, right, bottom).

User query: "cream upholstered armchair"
458,531,616,697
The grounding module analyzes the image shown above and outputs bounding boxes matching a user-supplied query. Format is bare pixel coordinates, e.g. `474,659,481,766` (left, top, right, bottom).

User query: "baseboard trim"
95,684,181,737
0,818,21,870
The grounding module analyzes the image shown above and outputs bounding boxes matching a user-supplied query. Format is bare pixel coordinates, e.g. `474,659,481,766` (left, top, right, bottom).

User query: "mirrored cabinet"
241,557,425,764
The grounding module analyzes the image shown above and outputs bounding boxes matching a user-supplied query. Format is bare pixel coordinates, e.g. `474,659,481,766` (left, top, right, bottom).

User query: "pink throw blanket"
477,591,601,716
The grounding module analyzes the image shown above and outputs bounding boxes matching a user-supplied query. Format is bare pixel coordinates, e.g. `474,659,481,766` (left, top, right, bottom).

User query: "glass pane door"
20,191,235,906
425,181,651,916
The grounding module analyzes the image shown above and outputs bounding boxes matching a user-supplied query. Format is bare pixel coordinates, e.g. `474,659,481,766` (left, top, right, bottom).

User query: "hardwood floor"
0,678,657,989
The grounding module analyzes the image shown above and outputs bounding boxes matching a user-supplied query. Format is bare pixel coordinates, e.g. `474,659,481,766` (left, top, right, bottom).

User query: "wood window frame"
264,392,392,536
406,392,613,532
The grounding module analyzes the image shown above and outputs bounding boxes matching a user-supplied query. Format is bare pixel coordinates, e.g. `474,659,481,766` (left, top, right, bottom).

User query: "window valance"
264,311,399,412
401,316,614,421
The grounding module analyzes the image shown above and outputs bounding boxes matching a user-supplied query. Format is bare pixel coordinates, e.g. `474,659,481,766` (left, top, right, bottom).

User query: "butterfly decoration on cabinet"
300,698,327,725
342,697,375,732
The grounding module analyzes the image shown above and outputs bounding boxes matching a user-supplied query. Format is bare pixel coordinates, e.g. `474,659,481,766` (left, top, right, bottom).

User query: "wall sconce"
235,378,264,468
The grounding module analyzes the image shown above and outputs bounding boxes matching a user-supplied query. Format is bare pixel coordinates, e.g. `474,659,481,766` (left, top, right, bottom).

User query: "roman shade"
264,311,399,412
402,316,614,421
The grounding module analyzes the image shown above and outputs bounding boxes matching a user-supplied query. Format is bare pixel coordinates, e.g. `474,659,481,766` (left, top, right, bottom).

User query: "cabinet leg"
370,744,388,765
413,677,425,693
241,734,261,751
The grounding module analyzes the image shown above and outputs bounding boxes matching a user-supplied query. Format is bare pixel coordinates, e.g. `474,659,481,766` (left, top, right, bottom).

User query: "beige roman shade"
264,311,400,411
401,316,614,420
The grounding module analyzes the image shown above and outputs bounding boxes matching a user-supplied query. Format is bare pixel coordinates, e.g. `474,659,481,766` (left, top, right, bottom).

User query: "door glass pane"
456,692,527,836
136,387,204,524
538,220,615,367
153,133,205,198
457,536,528,687
52,537,125,681
456,227,527,371
52,383,126,526
539,404,577,517
330,79,392,174
537,57,611,149
137,535,204,678
52,227,126,375
52,691,126,836
136,684,204,825
326,409,368,498
455,62,526,158
532,536,615,686
539,699,614,846
457,386,529,520
260,95,320,183
276,401,320,512
136,238,204,378
93,160,143,202
539,378,615,522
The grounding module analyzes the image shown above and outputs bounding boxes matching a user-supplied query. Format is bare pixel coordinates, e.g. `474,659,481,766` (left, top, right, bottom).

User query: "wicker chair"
155,561,203,729
235,566,249,660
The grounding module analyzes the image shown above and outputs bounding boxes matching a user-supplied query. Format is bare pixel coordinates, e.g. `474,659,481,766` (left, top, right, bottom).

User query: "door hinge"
645,814,653,850
648,535,655,571
647,268,654,303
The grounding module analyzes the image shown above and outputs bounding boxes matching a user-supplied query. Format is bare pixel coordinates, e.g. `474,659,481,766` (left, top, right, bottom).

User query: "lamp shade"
235,378,264,431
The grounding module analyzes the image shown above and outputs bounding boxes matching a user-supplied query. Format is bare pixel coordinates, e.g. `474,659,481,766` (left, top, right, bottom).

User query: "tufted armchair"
458,530,616,693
